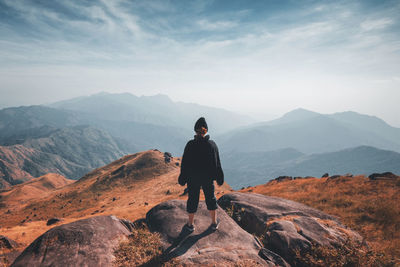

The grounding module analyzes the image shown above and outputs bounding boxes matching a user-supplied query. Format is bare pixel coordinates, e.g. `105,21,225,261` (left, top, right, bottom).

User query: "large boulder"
0,235,20,266
146,199,289,266
218,192,363,266
11,215,133,267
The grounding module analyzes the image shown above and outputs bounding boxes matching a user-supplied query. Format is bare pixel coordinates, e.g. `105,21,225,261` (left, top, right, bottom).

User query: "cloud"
196,19,238,31
361,18,393,31
0,0,400,126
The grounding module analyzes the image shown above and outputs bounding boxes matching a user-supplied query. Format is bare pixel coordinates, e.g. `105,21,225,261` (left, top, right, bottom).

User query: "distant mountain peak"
278,108,320,122
91,91,110,97
283,108,319,116
140,93,173,104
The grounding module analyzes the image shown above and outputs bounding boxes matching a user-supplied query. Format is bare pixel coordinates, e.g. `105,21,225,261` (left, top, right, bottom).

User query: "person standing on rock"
178,117,224,232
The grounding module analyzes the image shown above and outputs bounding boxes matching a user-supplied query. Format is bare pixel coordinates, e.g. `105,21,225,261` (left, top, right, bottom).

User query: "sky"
1,0,400,126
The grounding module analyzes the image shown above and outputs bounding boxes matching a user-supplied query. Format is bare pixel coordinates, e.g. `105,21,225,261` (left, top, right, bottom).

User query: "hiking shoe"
210,220,220,231
183,223,195,233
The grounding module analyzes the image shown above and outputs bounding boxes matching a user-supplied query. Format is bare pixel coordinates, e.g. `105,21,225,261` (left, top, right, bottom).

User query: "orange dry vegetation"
0,150,231,251
241,175,400,262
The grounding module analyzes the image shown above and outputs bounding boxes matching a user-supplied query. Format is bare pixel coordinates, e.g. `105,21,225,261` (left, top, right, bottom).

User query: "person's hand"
178,174,187,186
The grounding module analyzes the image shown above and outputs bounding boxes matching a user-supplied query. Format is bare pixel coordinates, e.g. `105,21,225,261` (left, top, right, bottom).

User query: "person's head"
194,117,208,137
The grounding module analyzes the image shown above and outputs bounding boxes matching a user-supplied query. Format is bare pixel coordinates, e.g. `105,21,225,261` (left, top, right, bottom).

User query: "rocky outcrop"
0,235,18,250
11,215,132,267
274,176,293,182
0,235,20,267
369,172,399,180
164,152,172,163
146,199,288,266
46,217,62,226
218,192,363,266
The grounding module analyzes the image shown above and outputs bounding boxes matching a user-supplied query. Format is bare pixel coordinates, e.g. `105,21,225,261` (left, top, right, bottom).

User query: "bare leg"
188,213,195,226
209,209,217,224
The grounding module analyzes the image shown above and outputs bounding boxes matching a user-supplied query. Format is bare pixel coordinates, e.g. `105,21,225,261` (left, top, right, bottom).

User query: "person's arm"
178,142,190,186
214,144,224,186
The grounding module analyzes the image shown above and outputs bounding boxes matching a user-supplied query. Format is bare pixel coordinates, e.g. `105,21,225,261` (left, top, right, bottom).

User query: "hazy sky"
1,0,400,126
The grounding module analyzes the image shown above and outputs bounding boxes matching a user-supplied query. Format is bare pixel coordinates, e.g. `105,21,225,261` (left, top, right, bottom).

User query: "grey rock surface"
218,192,363,266
11,215,132,267
0,235,18,249
146,199,289,266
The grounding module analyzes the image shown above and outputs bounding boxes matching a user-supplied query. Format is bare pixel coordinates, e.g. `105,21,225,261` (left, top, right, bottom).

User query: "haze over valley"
1,92,400,189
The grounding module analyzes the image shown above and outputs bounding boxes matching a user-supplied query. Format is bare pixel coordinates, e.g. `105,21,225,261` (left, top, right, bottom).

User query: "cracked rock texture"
218,192,363,266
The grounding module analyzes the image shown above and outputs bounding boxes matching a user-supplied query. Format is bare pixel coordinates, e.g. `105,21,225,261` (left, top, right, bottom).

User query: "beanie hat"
194,117,208,132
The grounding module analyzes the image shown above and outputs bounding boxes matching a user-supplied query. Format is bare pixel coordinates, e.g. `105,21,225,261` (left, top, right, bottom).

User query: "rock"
345,173,353,177
46,217,62,226
369,172,399,180
164,152,172,163
0,236,19,267
218,192,362,266
321,173,329,178
274,176,292,182
146,200,288,266
329,175,341,179
0,235,18,249
11,215,133,267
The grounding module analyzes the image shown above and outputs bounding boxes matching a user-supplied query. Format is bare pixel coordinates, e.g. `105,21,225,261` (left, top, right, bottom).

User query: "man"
178,117,224,232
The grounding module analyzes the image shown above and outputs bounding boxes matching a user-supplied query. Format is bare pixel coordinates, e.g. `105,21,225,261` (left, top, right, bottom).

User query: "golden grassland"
240,175,400,263
0,151,231,256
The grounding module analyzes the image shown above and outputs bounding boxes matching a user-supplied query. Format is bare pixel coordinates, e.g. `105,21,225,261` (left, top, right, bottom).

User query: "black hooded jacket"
178,135,224,186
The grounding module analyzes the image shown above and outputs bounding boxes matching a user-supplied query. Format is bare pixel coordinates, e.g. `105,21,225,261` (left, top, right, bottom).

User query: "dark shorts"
186,182,217,213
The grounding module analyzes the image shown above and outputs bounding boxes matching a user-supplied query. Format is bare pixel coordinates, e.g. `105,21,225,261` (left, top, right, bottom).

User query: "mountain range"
223,146,400,189
1,93,400,190
0,93,251,188
218,108,400,188
218,108,400,154
0,125,127,188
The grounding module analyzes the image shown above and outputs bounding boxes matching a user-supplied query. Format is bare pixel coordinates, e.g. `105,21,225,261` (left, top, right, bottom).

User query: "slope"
0,150,231,249
240,174,400,262
218,108,400,154
223,146,400,189
0,173,74,208
0,125,127,188
49,92,253,135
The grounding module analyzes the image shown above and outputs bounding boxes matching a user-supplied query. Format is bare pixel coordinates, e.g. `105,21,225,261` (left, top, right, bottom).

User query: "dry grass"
0,150,231,265
295,239,396,267
113,227,165,267
242,175,400,264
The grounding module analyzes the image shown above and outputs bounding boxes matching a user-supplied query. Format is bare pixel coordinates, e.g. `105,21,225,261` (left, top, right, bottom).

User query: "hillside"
218,108,400,154
0,105,187,155
0,106,79,146
240,174,400,262
0,126,127,188
0,173,74,207
223,146,400,188
0,150,231,251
